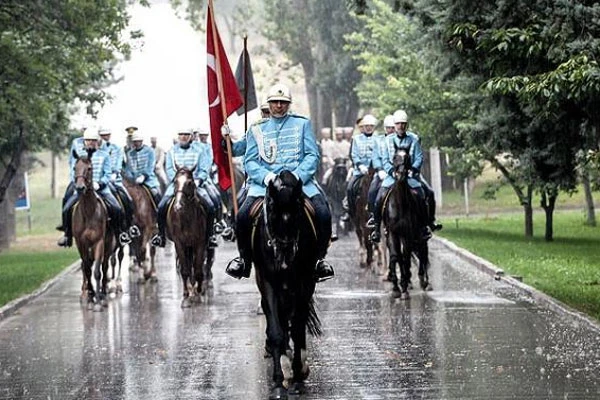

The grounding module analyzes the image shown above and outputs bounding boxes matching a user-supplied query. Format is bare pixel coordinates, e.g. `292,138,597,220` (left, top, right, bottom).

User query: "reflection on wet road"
0,236,598,399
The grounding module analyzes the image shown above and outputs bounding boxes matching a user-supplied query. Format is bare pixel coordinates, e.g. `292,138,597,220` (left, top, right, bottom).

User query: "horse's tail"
306,297,322,337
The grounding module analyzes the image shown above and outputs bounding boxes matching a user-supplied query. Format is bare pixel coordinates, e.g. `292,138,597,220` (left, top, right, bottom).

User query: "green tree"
0,0,138,248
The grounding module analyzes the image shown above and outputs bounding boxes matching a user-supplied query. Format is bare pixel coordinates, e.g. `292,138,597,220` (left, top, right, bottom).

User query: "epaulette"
251,117,269,126
288,112,308,120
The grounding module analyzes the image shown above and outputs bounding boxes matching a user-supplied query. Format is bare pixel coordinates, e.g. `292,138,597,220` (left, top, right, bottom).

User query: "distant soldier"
319,127,334,183
123,131,162,207
366,115,395,227
150,135,168,192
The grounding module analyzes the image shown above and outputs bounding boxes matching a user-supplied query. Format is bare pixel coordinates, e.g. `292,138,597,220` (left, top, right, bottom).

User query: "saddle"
249,197,318,243
140,184,158,211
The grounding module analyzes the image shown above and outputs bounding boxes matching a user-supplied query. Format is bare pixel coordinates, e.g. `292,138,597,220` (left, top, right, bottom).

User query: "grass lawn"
438,210,600,321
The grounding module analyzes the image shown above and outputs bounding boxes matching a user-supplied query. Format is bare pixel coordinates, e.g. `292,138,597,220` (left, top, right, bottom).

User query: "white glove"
110,173,117,182
358,165,368,175
377,170,387,180
93,182,100,191
264,172,277,186
194,179,201,187
407,169,414,178
220,124,231,137
135,175,145,184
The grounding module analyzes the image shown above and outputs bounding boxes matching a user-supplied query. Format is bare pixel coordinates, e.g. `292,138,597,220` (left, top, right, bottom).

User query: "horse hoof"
101,298,109,307
181,298,192,308
288,381,306,395
86,301,94,310
93,303,104,312
392,288,402,298
425,284,433,291
150,275,158,283
408,282,414,290
401,291,410,300
269,386,288,400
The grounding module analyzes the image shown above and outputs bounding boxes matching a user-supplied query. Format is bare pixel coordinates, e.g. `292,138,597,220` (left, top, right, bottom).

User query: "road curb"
0,260,80,321
433,235,600,334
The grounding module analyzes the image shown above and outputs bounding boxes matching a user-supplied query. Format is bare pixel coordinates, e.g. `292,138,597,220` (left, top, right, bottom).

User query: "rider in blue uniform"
99,127,140,239
366,115,395,228
57,130,132,247
340,114,378,222
151,128,218,248
369,110,441,243
224,83,335,282
123,131,162,206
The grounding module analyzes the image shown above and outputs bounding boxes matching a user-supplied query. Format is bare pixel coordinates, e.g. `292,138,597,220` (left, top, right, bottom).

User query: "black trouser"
204,181,223,221
345,174,361,215
147,186,162,210
235,193,332,263
367,174,382,214
418,176,437,225
109,182,135,228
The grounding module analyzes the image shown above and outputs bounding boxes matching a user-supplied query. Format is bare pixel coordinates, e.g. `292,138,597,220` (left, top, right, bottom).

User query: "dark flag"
234,47,258,115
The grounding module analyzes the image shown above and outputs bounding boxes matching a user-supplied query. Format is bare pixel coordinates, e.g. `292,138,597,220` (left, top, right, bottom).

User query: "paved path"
0,236,599,399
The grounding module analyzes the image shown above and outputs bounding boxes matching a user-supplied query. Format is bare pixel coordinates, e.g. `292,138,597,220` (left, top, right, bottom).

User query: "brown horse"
167,166,211,308
72,154,115,311
351,169,376,268
123,178,157,284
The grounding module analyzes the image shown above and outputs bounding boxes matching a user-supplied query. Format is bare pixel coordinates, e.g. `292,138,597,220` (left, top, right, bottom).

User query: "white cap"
383,115,395,128
131,131,144,141
98,127,111,136
177,128,193,135
83,130,100,141
266,83,292,103
393,109,408,123
361,114,378,126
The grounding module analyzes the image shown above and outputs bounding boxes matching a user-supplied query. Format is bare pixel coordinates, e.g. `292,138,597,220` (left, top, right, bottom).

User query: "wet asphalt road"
0,235,599,399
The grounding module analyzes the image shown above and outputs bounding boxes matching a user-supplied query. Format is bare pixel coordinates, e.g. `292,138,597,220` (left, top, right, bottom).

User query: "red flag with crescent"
207,3,243,191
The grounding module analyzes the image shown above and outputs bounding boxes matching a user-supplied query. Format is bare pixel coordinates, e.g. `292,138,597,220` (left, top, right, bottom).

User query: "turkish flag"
207,3,243,191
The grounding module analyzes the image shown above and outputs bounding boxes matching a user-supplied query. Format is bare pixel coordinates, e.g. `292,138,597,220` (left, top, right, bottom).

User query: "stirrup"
422,227,432,241
370,230,381,243
214,220,225,234
208,235,219,248
151,234,165,247
221,226,235,241
340,213,350,222
315,259,335,283
119,232,132,245
430,222,443,231
129,225,141,238
330,232,338,243
57,236,72,247
366,217,376,229
226,257,250,279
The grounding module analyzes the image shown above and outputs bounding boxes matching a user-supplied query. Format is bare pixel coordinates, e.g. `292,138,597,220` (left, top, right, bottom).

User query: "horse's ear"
86,148,94,159
190,163,197,172
72,149,79,160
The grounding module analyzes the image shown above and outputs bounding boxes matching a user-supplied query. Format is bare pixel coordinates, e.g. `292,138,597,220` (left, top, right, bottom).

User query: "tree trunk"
541,189,557,242
582,171,596,226
316,89,333,139
523,185,533,237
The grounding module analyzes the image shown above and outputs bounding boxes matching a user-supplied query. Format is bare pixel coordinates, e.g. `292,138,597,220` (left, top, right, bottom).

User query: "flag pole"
209,0,238,216
243,35,248,133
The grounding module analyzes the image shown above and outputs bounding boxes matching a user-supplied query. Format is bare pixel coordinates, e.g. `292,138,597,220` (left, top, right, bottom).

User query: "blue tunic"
124,145,160,189
164,142,211,196
68,138,87,181
244,113,320,198
100,141,125,183
350,133,377,176
381,132,424,189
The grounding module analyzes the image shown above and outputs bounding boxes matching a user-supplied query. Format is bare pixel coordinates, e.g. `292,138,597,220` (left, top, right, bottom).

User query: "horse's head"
392,145,411,181
73,150,94,193
265,170,304,267
173,164,197,210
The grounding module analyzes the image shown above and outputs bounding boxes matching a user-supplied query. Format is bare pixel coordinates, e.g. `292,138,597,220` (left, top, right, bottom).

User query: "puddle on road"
318,290,389,299
428,290,515,305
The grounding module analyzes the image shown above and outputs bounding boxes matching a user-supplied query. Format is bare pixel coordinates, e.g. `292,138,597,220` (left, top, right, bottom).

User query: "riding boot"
340,196,350,222
226,204,253,279
115,209,132,245
120,188,140,238
57,207,73,247
312,195,335,282
369,192,385,243
151,201,168,247
427,194,443,231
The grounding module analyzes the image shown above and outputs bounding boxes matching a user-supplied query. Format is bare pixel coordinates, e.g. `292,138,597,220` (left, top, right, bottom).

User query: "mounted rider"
194,128,227,235
98,127,140,240
224,83,335,282
366,115,395,228
56,130,86,234
57,130,133,247
369,109,442,243
340,114,378,222
123,130,162,207
151,128,218,248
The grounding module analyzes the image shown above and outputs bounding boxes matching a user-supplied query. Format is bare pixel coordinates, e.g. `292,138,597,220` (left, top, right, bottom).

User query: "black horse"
252,170,322,399
383,146,432,299
324,157,349,237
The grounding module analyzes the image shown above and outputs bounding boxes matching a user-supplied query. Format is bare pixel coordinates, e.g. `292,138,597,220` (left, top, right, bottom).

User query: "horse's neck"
79,189,101,214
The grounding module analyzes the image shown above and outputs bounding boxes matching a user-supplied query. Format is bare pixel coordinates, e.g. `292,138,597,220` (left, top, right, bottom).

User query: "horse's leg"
116,245,124,292
418,243,432,291
398,249,411,300
288,302,309,395
387,237,401,298
194,245,205,298
83,259,95,309
178,243,192,308
80,260,88,303
261,282,287,398
202,247,214,293
149,243,157,282
93,242,105,311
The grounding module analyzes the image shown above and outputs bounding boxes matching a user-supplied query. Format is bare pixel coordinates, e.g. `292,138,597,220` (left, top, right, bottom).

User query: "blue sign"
15,172,30,210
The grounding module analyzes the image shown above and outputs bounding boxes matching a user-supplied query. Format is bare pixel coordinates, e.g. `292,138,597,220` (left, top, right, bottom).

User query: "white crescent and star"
207,53,220,108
